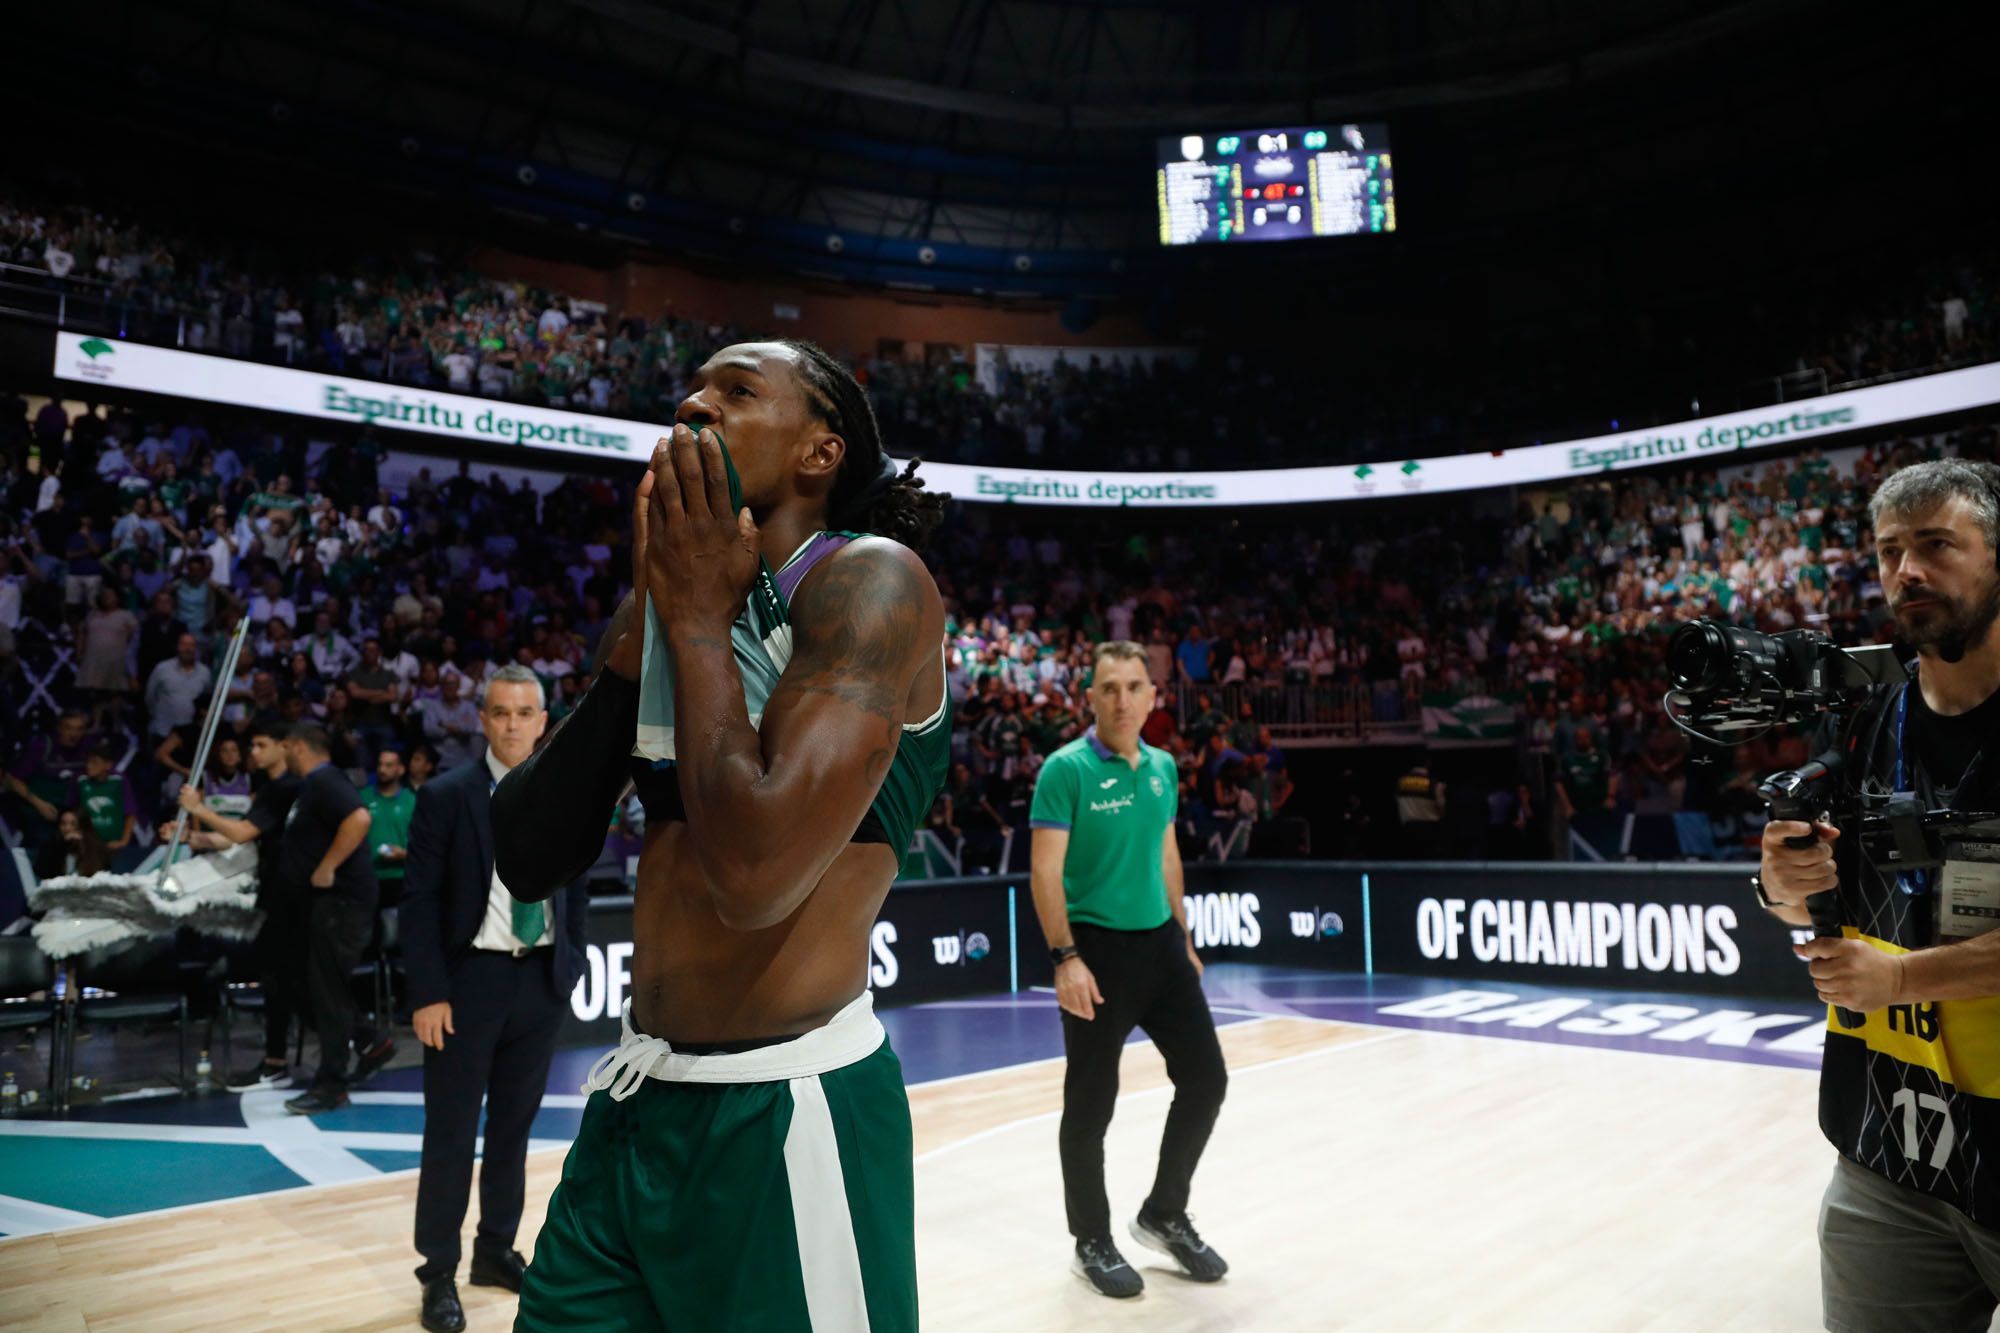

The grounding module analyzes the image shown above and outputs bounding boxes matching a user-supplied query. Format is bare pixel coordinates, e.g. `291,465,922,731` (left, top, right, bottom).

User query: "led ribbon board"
54,333,2000,508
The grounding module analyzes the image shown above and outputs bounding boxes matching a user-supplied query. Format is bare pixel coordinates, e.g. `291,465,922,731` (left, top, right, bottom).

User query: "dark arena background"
0,1,1993,1328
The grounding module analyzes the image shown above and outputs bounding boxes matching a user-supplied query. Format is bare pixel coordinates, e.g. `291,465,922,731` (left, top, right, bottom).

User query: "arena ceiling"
3,0,1987,298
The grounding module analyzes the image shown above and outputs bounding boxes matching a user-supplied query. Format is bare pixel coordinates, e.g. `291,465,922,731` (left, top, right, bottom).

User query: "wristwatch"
1749,870,1778,911
1050,945,1080,966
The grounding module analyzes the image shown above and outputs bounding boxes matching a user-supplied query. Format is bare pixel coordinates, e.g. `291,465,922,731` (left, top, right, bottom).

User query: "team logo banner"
1421,691,1520,742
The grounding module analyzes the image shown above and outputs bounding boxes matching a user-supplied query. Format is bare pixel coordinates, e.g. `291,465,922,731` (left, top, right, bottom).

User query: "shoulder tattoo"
785,547,928,727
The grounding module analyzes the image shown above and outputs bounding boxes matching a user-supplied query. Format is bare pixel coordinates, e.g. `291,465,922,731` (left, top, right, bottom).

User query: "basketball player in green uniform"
493,340,949,1332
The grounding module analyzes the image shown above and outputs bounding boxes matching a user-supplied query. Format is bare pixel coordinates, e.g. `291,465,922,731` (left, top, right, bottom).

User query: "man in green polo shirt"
1030,640,1229,1300
360,747,417,909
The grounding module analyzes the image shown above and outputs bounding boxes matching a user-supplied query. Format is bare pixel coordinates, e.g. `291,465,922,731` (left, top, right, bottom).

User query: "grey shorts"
1821,1154,2000,1332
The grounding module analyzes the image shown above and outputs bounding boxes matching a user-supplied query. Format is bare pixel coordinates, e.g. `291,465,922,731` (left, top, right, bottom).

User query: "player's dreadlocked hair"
779,338,950,552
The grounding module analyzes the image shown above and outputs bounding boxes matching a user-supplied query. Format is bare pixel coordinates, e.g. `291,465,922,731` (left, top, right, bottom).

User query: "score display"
1156,123,1395,246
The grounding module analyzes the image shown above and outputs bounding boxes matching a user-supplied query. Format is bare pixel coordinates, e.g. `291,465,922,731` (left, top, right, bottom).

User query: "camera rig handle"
1759,760,1865,1029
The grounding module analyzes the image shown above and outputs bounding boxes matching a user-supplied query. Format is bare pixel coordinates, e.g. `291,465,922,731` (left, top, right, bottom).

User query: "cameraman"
1758,459,2000,1332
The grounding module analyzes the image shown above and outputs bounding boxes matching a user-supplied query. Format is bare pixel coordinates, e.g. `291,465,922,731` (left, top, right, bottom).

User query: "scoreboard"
1156,123,1395,246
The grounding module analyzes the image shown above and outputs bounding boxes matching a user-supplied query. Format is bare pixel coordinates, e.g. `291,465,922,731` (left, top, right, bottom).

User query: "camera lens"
1669,620,1731,692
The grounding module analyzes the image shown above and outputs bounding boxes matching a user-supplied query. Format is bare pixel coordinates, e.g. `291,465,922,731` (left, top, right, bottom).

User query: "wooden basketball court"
0,1006,1827,1330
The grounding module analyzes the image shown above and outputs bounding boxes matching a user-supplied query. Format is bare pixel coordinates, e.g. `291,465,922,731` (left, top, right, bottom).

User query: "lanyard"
1893,680,1909,791
1893,682,1934,897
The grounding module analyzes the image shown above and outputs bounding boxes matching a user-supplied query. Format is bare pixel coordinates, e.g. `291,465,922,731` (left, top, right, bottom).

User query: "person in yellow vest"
1758,460,2000,1330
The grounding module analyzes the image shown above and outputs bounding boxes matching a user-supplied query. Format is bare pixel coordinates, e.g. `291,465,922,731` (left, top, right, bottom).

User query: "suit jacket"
399,762,591,1011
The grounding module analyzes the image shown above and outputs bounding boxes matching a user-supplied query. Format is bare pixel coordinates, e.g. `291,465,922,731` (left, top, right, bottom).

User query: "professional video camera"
1664,621,1904,738
1665,619,1999,1027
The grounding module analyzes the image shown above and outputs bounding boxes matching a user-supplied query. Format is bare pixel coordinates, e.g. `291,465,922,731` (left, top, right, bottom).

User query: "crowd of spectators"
4,192,1992,472
0,195,731,425
2,186,1997,877
4,352,1992,887
0,383,1317,881
1794,264,1994,386
934,415,2000,862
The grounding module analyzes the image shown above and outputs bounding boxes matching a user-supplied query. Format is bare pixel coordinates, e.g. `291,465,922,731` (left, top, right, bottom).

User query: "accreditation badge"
1939,841,2000,942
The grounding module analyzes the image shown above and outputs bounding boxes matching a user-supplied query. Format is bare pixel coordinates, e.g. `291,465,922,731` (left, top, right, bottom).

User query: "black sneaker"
1131,1208,1229,1282
284,1085,351,1115
351,1036,397,1085
1073,1236,1144,1298
224,1060,293,1092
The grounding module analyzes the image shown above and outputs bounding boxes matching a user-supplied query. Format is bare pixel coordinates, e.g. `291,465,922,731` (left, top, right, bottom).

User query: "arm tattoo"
783,547,925,726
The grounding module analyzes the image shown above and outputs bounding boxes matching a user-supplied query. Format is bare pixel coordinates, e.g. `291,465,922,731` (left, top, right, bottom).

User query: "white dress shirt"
248,592,297,629
470,749,554,954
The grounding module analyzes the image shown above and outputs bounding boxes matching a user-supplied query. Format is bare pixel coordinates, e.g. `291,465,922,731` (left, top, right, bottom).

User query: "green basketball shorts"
516,991,916,1332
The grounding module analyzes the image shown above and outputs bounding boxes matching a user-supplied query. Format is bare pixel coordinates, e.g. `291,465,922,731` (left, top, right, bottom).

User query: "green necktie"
510,895,545,948
492,773,544,945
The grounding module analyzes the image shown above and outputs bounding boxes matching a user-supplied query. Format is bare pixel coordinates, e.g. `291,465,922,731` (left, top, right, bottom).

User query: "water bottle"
196,1049,213,1090
1,1072,18,1117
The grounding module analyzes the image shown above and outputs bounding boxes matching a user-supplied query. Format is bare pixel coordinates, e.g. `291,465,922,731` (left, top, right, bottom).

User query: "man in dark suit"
402,664,590,1333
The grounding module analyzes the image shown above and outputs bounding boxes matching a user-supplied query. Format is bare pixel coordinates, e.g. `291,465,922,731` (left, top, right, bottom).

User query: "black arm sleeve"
492,670,639,902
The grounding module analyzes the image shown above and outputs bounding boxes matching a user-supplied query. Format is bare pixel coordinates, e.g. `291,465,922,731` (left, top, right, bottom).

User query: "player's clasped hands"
634,423,759,632
1757,819,1841,907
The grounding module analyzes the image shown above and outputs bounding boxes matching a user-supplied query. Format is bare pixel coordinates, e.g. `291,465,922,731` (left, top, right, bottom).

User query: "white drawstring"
581,1005,676,1101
